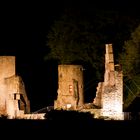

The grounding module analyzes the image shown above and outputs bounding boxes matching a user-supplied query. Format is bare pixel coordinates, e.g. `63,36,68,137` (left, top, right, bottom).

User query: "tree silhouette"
119,24,140,77
45,8,140,102
45,8,139,79
119,24,140,105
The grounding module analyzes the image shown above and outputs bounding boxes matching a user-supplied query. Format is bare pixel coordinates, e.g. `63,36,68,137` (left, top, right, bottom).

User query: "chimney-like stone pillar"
104,44,115,86
93,44,124,120
102,44,124,120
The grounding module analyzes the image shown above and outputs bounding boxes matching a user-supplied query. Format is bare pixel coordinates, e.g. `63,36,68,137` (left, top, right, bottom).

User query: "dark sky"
1,1,139,112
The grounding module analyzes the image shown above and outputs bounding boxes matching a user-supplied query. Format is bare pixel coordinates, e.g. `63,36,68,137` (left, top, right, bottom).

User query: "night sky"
1,1,139,112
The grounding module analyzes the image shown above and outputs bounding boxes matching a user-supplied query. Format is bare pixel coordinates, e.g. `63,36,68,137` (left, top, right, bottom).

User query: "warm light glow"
66,104,72,109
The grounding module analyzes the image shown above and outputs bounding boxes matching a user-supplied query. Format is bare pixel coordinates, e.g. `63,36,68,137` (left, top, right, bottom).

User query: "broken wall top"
0,56,15,80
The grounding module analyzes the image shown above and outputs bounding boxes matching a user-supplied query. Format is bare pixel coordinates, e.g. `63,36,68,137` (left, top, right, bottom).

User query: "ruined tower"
102,44,124,119
0,56,15,115
93,44,124,120
54,65,84,110
0,56,30,118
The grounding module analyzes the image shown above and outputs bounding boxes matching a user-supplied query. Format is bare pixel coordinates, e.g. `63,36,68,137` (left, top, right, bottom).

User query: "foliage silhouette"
45,109,94,121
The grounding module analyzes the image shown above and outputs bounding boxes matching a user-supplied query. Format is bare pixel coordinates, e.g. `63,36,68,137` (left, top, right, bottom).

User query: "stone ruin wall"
0,56,15,114
101,70,124,120
54,65,84,110
93,44,124,120
5,75,30,118
0,56,31,119
54,44,124,120
93,82,103,108
0,44,124,120
17,113,45,120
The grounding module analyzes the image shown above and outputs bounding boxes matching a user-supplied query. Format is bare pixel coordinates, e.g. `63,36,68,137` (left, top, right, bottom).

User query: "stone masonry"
54,65,84,110
93,44,124,120
0,44,124,120
54,44,124,120
0,56,30,119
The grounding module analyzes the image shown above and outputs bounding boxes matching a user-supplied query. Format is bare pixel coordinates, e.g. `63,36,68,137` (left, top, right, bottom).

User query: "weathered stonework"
0,44,124,120
0,56,15,115
54,44,124,120
54,65,84,110
16,113,45,119
93,44,124,120
0,56,30,119
5,75,30,118
93,82,103,108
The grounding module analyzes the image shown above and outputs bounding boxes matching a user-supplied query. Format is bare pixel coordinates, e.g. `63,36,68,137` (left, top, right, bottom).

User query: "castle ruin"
0,56,30,118
55,44,124,120
93,44,124,120
0,44,124,120
0,56,45,119
54,65,84,110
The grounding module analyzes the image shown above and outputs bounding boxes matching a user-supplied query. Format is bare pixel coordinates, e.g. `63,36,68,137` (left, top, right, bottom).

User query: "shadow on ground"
0,110,140,138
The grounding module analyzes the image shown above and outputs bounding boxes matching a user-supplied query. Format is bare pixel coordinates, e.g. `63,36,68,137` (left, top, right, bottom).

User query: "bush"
45,109,93,121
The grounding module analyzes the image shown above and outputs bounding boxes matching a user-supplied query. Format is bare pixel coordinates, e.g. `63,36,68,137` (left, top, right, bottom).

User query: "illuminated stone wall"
17,113,45,119
0,56,15,115
0,56,30,118
93,44,124,120
102,44,124,120
5,75,30,118
54,65,84,110
102,70,124,120
93,82,103,108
